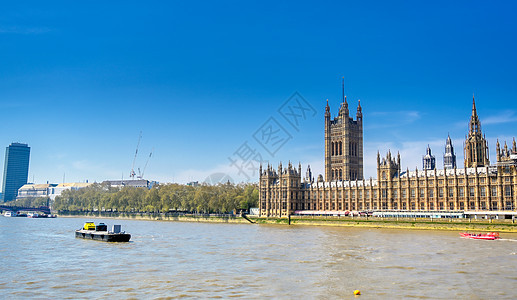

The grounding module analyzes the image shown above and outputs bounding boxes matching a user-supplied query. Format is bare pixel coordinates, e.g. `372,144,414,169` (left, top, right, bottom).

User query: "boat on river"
75,222,131,242
27,213,56,218
3,211,26,217
460,232,500,240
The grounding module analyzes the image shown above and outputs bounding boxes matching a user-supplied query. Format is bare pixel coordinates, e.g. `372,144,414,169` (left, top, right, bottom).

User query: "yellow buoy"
354,290,361,295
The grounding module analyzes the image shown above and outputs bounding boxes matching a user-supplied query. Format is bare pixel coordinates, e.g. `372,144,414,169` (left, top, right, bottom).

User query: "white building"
17,182,92,201
102,179,152,188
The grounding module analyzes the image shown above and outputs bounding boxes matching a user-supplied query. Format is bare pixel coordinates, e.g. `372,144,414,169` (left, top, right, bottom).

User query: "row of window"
380,176,512,187
264,186,514,202
261,200,516,211
330,141,359,157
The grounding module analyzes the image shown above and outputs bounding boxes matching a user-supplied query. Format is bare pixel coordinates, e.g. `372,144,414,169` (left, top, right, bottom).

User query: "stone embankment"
58,211,517,232
255,215,517,232
58,211,250,224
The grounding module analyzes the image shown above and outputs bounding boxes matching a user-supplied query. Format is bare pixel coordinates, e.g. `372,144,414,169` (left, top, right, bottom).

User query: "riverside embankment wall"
58,211,517,232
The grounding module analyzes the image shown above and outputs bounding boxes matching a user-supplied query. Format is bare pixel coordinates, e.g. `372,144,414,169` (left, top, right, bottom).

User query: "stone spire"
305,165,313,183
496,139,501,162
397,151,401,174
472,94,477,116
469,94,481,135
356,99,362,121
342,76,345,103
340,95,349,116
444,134,457,169
423,144,436,170
465,95,489,168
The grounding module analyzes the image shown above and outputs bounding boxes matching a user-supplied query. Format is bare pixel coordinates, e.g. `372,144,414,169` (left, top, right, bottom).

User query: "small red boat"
460,232,500,240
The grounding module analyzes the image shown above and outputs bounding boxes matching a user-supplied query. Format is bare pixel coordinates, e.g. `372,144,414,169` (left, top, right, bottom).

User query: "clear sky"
1,1,516,185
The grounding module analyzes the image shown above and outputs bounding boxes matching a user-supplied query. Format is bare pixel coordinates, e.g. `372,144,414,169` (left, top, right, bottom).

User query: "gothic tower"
443,134,456,169
464,96,489,168
324,82,363,181
422,145,436,170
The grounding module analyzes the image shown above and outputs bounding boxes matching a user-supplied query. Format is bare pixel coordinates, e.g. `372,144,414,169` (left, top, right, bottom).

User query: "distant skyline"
1,1,516,185
2,143,30,201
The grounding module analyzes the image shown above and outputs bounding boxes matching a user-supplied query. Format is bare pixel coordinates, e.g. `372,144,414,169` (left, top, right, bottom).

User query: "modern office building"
2,143,31,202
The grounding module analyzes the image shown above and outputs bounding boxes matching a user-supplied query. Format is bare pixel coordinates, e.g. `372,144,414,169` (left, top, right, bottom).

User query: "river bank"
58,212,250,224
256,216,517,232
56,211,517,232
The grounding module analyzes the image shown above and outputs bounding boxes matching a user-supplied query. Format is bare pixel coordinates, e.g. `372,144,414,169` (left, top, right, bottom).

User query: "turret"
356,99,362,123
397,151,401,174
444,134,457,169
339,95,349,116
305,165,313,183
469,95,481,134
423,144,436,170
378,150,400,180
496,139,501,162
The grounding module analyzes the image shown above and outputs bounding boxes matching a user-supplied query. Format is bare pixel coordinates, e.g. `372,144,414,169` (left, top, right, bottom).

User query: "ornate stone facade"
464,96,490,168
325,96,363,182
423,145,436,170
259,95,517,218
443,135,457,170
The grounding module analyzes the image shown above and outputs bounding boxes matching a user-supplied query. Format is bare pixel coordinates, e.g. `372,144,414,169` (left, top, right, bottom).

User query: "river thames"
1,216,517,299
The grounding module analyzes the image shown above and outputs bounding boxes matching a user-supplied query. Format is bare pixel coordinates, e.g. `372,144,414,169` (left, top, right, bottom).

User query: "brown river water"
1,216,517,299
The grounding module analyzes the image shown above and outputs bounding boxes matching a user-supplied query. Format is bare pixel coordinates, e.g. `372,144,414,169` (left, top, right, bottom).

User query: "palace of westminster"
259,93,517,218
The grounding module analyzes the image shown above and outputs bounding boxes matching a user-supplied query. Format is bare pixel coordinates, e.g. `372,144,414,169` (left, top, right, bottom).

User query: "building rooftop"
56,182,92,188
19,183,57,190
400,166,498,179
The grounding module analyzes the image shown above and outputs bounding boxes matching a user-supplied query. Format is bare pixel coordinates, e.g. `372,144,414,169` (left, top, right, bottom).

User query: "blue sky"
0,1,516,184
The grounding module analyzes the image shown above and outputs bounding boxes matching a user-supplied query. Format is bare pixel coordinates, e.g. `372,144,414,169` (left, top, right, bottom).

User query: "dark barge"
75,222,131,242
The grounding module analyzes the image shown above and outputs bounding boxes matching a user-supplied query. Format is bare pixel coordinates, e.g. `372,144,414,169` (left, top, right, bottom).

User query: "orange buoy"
354,290,361,295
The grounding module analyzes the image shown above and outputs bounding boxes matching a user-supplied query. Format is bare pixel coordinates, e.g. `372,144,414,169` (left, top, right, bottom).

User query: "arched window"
331,142,334,156
339,169,342,180
339,142,342,155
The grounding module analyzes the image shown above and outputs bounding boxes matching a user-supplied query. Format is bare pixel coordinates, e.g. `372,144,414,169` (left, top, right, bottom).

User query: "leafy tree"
53,181,259,214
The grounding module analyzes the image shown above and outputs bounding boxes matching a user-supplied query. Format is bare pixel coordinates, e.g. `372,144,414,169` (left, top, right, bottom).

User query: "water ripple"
2,217,517,299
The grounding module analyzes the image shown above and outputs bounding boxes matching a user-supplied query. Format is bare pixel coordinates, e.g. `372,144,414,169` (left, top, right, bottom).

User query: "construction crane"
130,131,142,180
138,148,153,179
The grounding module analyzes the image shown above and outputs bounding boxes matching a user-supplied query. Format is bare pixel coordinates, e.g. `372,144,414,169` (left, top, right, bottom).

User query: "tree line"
51,182,259,214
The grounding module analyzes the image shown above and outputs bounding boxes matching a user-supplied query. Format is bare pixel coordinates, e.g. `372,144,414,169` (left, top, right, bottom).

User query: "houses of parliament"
258,93,517,218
